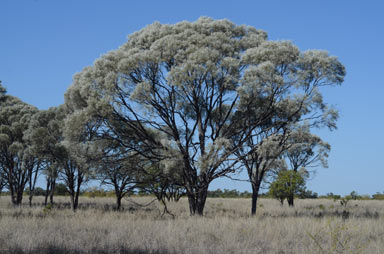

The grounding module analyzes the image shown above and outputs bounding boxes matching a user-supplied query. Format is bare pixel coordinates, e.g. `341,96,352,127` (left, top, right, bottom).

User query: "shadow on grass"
260,209,380,220
20,201,156,213
3,245,172,254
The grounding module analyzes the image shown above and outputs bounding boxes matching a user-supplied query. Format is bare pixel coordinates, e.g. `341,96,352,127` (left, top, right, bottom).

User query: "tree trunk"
251,182,260,216
116,195,122,210
187,192,197,215
72,186,80,211
44,179,50,206
73,192,79,211
70,193,75,211
187,187,208,216
29,192,33,207
16,189,23,206
10,187,16,205
115,187,122,210
196,188,207,216
28,163,39,207
287,193,294,207
70,191,80,211
50,180,55,205
10,186,24,206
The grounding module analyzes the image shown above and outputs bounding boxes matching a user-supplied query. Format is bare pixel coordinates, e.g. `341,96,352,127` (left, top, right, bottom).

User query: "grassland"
0,195,383,253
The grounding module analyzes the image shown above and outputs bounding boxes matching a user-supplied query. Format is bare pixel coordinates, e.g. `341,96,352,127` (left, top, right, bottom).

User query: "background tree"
0,86,39,205
0,81,6,100
61,104,106,211
269,169,306,205
283,125,330,206
97,153,140,210
0,81,7,194
24,106,65,205
54,183,68,196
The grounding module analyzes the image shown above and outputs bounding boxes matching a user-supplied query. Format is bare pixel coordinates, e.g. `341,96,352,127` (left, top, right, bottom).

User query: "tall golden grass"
0,196,382,253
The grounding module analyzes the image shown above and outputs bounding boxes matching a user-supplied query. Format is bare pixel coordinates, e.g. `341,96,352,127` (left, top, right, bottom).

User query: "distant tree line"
0,18,346,215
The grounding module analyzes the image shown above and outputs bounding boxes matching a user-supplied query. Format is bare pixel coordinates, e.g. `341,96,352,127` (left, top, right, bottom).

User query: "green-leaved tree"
269,170,306,205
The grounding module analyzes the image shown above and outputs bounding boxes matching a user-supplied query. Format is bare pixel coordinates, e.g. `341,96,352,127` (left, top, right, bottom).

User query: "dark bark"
287,194,294,207
116,195,122,210
44,177,56,206
114,186,123,210
187,192,197,215
187,187,208,216
11,188,24,206
50,180,55,205
10,182,25,206
28,163,39,207
251,183,260,216
71,176,82,211
62,161,84,211
44,180,50,206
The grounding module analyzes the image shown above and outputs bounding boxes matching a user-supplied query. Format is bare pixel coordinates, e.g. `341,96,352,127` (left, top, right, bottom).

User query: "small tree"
282,126,330,207
269,170,305,206
98,158,139,210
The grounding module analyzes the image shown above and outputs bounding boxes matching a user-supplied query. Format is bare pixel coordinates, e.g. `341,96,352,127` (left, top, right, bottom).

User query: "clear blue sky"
1,0,383,196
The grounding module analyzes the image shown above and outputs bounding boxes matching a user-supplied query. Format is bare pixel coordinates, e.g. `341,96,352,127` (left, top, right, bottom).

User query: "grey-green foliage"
24,106,67,205
0,81,7,192
0,87,39,205
64,17,345,215
229,36,344,214
285,125,331,171
0,81,6,100
56,105,94,211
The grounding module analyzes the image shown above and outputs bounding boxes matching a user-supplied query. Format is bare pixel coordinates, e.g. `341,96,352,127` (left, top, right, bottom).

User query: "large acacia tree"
65,18,344,215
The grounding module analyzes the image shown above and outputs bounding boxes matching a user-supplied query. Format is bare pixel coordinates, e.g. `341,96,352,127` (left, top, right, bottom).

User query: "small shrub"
43,204,53,214
307,220,368,254
340,198,350,207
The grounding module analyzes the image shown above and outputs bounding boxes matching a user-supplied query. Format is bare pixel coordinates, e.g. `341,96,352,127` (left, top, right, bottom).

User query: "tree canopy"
64,17,345,215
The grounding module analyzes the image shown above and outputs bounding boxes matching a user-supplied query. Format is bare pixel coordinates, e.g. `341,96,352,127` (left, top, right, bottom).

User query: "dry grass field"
0,195,383,253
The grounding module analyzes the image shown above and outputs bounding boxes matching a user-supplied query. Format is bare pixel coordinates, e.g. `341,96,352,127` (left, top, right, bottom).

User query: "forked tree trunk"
44,178,56,206
187,187,208,216
70,191,80,211
11,185,24,206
